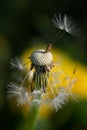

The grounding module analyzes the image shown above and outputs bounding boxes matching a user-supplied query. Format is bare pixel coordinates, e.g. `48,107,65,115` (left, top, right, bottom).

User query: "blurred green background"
0,0,87,130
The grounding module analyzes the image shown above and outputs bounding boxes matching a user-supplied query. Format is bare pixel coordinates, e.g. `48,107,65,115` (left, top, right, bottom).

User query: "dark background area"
0,0,87,130
0,0,87,63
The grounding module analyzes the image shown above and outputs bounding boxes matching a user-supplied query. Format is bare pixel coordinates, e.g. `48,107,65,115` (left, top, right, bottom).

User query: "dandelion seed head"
7,26,78,112
30,49,53,66
7,47,78,112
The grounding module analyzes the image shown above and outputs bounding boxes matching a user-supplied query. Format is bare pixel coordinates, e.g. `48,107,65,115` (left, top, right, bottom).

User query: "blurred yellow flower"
51,48,87,98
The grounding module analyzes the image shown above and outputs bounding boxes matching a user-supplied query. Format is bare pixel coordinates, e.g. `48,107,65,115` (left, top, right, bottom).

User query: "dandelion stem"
17,107,39,130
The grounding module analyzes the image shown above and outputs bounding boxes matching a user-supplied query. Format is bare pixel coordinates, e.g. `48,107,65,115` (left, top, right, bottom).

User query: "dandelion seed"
50,88,70,111
7,83,31,106
31,99,41,108
17,91,30,106
10,57,24,70
53,13,65,30
52,13,79,36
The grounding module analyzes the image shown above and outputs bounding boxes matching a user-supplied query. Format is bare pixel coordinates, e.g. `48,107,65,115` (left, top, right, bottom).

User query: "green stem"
26,107,39,130
17,107,39,130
